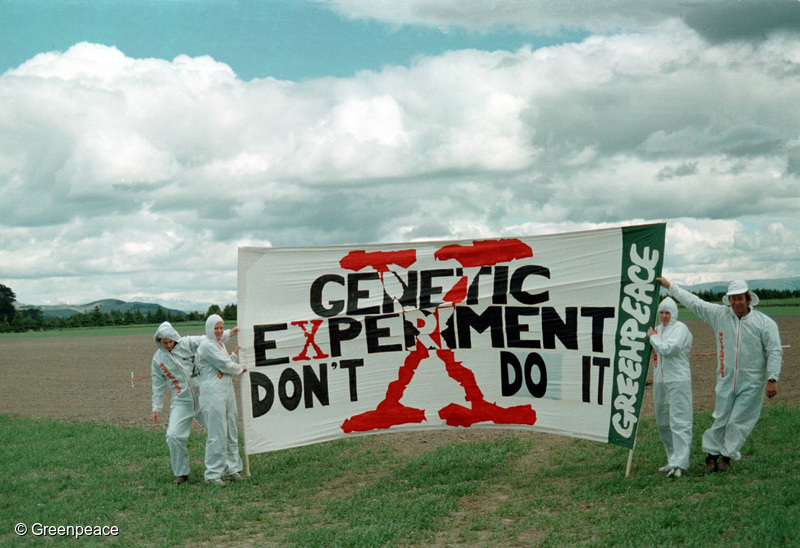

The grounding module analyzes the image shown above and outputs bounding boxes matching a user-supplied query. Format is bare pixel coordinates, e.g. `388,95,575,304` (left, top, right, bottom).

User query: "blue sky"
1,1,799,310
2,0,578,81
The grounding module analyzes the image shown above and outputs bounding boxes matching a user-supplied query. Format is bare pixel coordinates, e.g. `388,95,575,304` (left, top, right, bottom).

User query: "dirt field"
1,317,797,439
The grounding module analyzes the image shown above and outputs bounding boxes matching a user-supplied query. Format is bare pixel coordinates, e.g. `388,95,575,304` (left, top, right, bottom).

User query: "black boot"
705,454,719,473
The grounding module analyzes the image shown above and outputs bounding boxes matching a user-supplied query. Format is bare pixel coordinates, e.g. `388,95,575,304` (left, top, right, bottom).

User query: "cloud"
321,0,800,42
2,22,800,306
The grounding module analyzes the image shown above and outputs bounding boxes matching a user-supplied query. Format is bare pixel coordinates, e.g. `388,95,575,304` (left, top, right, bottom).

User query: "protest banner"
238,223,665,455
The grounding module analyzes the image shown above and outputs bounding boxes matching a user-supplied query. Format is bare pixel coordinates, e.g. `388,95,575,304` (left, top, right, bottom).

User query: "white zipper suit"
151,322,206,477
196,314,244,481
649,298,693,471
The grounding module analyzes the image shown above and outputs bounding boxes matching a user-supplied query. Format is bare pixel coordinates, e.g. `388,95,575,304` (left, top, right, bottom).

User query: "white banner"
238,224,665,454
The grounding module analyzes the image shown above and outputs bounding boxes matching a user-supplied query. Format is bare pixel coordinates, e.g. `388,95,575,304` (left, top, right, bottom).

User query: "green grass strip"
2,405,798,546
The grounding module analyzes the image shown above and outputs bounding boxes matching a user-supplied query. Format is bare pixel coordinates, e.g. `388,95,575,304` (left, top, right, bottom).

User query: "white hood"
658,297,678,326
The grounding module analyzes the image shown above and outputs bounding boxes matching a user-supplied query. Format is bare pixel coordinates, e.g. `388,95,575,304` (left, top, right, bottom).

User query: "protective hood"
154,321,181,350
722,279,760,307
658,297,679,325
205,314,224,341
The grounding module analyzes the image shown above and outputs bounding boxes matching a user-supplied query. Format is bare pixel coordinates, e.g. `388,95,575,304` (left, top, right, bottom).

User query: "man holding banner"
657,277,782,472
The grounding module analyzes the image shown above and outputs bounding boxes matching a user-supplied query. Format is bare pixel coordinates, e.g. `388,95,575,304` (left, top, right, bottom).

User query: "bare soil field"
1,317,797,448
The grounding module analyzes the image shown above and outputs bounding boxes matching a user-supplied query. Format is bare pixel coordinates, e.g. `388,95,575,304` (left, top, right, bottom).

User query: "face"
659,310,671,326
728,293,750,318
214,321,224,341
161,338,176,352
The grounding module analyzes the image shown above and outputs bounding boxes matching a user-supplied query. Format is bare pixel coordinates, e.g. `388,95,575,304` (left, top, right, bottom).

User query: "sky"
2,0,800,311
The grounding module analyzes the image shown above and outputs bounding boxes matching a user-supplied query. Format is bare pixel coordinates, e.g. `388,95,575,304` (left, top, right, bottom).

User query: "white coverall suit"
668,284,782,460
196,314,244,481
151,322,206,478
649,298,693,471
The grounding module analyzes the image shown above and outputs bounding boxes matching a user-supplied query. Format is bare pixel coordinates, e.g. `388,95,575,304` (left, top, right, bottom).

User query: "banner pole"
240,370,251,477
625,443,635,478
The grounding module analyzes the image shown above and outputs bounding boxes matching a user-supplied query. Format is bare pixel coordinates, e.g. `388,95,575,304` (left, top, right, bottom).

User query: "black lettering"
467,266,493,305
395,271,419,310
493,265,509,304
254,323,289,366
250,371,275,418
310,274,345,317
278,368,302,411
594,357,610,405
328,317,362,357
303,364,329,408
582,355,611,405
456,305,504,349
524,352,547,398
339,358,364,401
500,351,547,398
365,314,403,353
420,269,454,309
505,306,541,348
347,272,381,316
501,351,522,396
582,355,591,403
581,307,615,352
542,306,578,350
509,265,550,305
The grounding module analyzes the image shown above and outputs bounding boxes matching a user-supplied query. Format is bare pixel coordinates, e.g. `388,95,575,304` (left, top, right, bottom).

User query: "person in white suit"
647,297,693,478
196,314,246,485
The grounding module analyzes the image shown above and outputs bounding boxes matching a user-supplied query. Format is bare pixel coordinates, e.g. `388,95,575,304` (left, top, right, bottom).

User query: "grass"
0,322,209,339
2,404,799,547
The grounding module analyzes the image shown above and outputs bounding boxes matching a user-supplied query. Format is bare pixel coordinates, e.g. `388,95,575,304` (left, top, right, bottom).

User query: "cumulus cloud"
2,19,799,307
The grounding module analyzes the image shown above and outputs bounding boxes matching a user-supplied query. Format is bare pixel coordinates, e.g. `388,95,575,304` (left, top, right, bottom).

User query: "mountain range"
679,276,800,295
17,299,188,320
14,277,797,320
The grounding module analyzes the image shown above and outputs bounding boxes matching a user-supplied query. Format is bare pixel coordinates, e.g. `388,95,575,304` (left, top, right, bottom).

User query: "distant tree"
186,311,204,321
206,304,222,318
222,303,237,321
154,306,167,323
0,283,16,324
110,309,123,325
90,306,105,326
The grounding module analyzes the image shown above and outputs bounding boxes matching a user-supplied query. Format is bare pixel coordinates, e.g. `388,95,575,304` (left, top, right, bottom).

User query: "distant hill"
683,276,800,295
17,299,187,320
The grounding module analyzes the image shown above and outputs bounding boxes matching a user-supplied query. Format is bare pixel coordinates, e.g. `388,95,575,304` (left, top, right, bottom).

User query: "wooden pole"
625,443,635,478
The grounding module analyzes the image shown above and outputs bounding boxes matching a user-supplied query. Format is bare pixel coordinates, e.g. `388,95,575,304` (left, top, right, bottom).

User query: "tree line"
0,283,237,334
693,288,800,302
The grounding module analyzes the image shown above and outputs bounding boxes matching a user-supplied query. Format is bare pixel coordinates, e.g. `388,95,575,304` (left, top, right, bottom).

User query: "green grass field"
2,404,798,547
0,322,209,339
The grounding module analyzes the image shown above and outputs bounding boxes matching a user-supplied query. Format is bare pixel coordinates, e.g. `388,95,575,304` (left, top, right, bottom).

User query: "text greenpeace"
611,245,659,440
239,224,665,454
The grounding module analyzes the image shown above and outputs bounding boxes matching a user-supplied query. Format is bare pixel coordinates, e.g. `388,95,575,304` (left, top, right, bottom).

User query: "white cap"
722,279,759,306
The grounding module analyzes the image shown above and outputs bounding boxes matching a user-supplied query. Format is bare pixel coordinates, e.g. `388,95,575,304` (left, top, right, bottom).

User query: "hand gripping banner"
238,223,665,454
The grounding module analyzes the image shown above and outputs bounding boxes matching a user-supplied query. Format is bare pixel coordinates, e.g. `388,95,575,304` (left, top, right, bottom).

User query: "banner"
238,223,665,454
